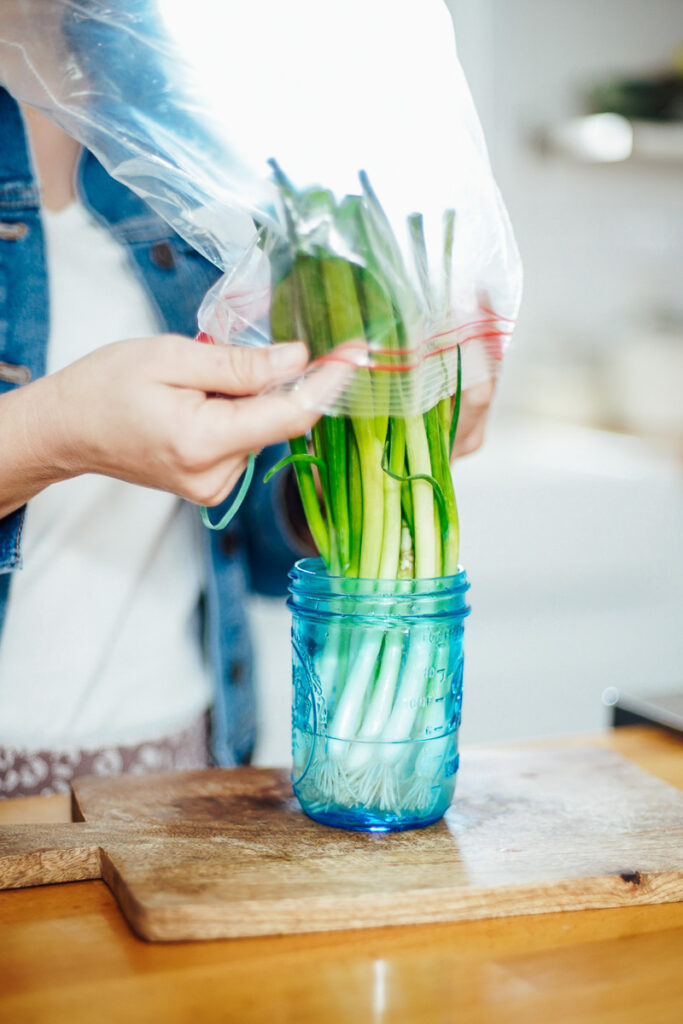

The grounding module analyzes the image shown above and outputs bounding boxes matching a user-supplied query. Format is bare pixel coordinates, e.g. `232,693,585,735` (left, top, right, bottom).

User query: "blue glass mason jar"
287,558,471,832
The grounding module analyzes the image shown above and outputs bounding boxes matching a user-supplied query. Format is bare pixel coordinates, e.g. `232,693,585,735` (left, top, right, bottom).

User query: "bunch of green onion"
266,166,463,812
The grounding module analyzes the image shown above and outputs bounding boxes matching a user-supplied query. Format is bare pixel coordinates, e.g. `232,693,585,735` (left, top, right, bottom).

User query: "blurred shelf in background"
604,688,683,736
535,115,683,164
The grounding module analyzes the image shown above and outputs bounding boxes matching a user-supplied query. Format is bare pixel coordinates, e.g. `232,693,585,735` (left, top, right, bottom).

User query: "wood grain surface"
1,741,682,941
1,728,683,1024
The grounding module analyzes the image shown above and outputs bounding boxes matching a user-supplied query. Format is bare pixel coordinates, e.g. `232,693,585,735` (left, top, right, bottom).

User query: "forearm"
0,375,72,519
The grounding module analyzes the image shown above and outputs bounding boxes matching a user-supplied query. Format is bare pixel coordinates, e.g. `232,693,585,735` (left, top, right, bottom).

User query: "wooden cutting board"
1,746,682,942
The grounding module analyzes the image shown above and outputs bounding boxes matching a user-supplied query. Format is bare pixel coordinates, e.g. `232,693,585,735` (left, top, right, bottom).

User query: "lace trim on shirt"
0,714,210,798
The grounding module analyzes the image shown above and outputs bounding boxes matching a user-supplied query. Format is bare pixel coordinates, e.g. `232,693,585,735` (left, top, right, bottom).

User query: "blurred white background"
250,0,683,765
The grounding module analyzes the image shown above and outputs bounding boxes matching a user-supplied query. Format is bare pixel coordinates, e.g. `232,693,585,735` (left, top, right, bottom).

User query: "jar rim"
289,557,470,599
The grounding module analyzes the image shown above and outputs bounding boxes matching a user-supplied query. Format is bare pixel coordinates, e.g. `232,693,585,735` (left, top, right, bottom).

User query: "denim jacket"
0,88,302,765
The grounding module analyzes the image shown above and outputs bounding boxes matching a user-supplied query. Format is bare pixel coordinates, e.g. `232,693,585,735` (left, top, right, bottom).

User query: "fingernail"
269,341,307,371
298,361,355,413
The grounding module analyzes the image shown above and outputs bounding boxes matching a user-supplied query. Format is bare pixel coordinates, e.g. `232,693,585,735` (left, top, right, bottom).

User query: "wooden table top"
1,726,682,1024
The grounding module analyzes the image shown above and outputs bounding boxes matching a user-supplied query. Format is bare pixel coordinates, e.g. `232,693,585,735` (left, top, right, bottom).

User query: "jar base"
299,804,448,832
292,728,458,832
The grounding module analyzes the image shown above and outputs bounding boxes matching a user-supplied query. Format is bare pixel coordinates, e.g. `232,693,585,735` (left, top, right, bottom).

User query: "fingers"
189,454,252,508
201,357,354,457
161,335,310,396
450,378,496,459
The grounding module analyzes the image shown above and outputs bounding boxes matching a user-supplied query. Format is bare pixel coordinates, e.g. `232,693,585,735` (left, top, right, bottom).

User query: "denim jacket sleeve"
204,443,310,600
237,445,311,597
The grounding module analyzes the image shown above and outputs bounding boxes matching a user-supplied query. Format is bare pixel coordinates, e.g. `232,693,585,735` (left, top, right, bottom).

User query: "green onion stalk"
266,167,463,815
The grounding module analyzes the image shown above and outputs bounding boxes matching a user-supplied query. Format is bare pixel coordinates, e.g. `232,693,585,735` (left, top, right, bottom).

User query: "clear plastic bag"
0,0,522,415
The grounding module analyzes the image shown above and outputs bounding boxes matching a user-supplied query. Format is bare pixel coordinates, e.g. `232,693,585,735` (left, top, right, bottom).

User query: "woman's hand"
450,378,496,459
0,334,340,518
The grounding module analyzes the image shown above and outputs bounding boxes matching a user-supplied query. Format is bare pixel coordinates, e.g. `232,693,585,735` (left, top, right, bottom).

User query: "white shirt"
0,201,212,750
